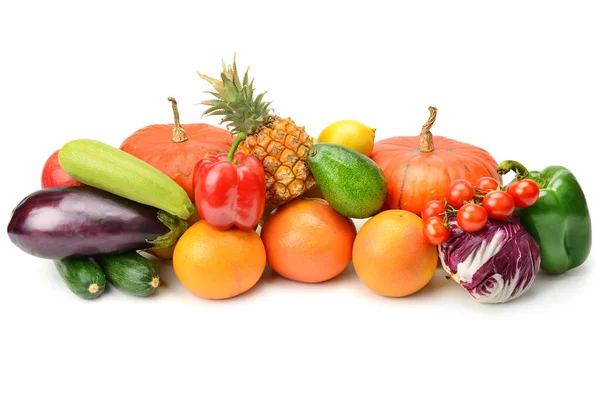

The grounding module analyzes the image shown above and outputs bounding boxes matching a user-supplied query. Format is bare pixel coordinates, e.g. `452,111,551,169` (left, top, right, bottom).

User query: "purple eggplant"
7,186,188,260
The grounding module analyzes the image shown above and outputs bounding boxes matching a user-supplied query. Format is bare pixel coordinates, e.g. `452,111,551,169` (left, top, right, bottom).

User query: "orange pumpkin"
370,107,500,215
120,98,233,202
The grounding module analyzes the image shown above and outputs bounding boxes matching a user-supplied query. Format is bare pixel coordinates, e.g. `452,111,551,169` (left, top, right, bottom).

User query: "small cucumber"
58,139,195,220
54,258,106,300
95,252,160,297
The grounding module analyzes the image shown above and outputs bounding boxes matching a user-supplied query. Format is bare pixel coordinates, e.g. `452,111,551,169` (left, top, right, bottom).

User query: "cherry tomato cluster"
422,176,540,245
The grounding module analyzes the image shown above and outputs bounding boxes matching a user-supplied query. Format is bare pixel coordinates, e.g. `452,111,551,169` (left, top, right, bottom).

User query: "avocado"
307,143,387,218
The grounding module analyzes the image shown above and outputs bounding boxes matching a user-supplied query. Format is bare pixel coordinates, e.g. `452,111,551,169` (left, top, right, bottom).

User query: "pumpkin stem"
167,97,188,143
419,106,437,152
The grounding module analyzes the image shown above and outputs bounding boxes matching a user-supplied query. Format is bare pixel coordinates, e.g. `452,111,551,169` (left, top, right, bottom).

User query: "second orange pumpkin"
370,107,500,215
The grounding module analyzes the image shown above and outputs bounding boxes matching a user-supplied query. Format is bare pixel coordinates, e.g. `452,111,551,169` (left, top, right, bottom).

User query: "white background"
1,1,598,399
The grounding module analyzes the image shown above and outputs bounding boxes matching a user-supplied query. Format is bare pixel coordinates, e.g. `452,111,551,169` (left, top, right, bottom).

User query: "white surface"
1,1,598,399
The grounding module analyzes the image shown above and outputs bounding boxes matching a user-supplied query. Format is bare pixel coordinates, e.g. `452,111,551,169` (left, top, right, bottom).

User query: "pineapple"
198,56,316,206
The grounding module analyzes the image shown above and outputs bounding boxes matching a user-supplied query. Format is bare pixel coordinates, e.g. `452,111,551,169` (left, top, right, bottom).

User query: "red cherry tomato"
447,179,474,209
482,190,515,220
507,179,540,208
423,216,450,245
41,150,83,189
457,203,488,232
475,177,501,194
421,200,446,220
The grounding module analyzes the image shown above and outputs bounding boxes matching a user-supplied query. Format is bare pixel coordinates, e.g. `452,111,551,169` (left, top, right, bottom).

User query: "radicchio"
439,215,540,304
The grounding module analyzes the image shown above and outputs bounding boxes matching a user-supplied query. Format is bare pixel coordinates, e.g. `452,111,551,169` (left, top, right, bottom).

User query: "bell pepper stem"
227,133,247,163
497,160,532,180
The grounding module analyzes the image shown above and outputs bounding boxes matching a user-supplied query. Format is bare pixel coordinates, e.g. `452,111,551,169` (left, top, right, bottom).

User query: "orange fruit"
173,221,266,299
261,198,357,283
352,210,438,297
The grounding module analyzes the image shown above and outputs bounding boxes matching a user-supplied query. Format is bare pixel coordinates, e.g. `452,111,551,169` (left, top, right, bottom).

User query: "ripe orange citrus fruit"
261,198,357,283
318,120,376,156
352,210,438,297
173,221,266,299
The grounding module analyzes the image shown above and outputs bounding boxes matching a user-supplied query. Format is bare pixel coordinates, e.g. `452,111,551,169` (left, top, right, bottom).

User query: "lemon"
317,120,376,156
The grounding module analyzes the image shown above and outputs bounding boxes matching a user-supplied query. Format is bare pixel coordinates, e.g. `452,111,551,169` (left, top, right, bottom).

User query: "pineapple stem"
419,106,437,152
167,97,188,143
227,133,247,162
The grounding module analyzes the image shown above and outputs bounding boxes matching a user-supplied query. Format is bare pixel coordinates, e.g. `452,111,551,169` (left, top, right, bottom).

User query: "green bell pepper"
497,160,592,274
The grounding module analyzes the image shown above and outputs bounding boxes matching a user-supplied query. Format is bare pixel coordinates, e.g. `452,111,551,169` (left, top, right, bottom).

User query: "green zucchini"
58,139,195,220
54,258,106,300
95,252,160,297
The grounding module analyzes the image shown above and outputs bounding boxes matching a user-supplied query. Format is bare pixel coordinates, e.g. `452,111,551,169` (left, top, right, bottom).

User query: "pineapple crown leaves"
197,55,273,135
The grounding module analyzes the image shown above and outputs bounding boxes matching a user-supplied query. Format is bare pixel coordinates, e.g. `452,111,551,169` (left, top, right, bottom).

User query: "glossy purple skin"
7,186,168,259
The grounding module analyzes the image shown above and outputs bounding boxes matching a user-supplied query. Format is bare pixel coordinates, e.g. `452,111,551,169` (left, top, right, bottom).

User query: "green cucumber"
95,252,160,297
54,258,106,300
58,139,195,220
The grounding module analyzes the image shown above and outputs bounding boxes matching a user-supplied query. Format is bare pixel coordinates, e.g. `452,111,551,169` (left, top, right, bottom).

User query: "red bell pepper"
193,133,266,231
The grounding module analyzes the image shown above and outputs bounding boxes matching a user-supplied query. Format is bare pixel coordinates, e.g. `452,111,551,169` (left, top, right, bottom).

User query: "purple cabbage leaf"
438,215,540,304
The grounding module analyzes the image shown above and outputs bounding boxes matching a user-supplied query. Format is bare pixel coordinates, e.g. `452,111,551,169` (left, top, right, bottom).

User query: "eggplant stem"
147,210,189,249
